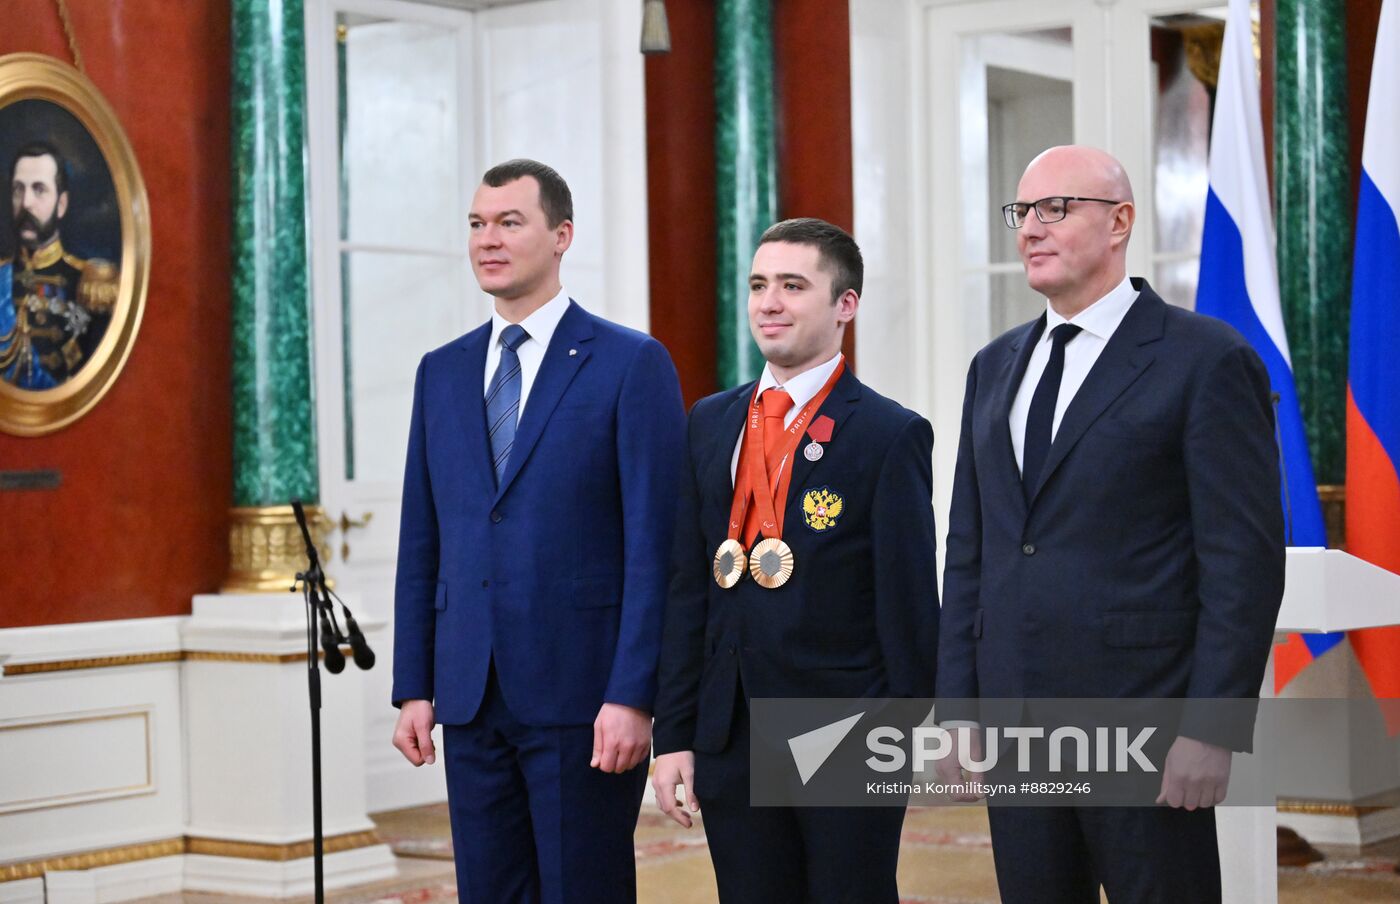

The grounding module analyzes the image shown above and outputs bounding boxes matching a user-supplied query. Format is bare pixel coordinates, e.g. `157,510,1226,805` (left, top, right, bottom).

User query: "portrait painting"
0,53,149,436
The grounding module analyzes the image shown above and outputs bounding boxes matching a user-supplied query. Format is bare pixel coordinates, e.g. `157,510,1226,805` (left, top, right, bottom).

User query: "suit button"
481,579,490,588
728,644,737,655
490,511,503,523
1022,543,1036,556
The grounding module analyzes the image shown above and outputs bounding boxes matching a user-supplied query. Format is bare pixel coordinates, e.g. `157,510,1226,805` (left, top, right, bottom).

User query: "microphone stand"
291,500,335,904
290,500,377,904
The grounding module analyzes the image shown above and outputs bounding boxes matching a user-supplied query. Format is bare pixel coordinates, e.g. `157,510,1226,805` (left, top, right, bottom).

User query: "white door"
307,0,480,813
853,0,1228,564
305,0,651,812
858,0,1265,898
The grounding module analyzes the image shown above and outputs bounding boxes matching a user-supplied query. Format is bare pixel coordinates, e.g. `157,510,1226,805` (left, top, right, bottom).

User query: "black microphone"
1271,392,1295,546
344,613,376,671
319,609,346,674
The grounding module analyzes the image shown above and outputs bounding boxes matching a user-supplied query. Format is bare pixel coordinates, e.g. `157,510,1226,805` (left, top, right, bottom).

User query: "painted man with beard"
1,141,118,389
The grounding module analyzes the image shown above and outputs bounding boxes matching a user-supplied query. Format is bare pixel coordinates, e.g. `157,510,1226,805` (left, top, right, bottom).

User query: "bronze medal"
748,537,795,589
713,538,748,589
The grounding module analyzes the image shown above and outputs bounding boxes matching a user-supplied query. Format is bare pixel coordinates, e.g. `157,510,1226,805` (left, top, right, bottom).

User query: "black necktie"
1022,323,1083,501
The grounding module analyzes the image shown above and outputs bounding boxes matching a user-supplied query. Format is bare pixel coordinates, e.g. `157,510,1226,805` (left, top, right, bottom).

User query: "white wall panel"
0,619,186,866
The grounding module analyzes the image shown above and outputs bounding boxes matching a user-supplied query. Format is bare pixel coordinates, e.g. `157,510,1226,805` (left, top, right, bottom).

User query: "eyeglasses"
1002,196,1125,229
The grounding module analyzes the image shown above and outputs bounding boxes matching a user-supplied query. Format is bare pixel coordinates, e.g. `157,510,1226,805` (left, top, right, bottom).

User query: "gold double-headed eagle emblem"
802,487,844,532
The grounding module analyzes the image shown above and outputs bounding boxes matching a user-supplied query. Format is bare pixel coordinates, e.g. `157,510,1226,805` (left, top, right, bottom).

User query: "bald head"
1023,145,1134,205
1013,145,1136,317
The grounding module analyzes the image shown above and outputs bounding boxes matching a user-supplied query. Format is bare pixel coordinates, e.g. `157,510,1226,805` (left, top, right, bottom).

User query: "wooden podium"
1218,547,1400,903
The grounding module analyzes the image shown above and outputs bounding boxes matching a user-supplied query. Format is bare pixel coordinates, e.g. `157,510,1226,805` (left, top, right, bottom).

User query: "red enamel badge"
807,415,835,443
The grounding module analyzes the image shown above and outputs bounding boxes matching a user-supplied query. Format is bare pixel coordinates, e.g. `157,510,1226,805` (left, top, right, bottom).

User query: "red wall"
1343,0,1385,220
0,1,232,628
773,0,855,362
645,0,719,406
647,0,857,403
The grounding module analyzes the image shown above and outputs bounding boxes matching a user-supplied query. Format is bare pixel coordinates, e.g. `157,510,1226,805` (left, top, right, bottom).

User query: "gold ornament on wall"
1180,22,1226,90
0,53,150,436
223,505,334,594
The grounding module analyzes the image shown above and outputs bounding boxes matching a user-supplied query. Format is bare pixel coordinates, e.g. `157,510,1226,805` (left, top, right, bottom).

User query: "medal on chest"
712,367,844,589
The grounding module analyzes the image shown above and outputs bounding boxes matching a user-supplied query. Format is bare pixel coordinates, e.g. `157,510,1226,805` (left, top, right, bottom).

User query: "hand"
651,750,700,827
932,723,986,802
1156,736,1231,810
392,699,437,766
591,702,651,773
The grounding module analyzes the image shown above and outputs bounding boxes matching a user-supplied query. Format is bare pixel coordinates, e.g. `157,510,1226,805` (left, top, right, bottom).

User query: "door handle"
337,510,374,562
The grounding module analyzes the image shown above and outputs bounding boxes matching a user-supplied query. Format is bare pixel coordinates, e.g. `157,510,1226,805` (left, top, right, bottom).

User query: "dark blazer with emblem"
392,300,686,727
653,366,939,755
937,280,1285,748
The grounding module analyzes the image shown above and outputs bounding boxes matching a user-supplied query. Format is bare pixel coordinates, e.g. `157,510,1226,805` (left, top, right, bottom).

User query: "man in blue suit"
390,159,686,903
651,218,939,903
937,146,1285,903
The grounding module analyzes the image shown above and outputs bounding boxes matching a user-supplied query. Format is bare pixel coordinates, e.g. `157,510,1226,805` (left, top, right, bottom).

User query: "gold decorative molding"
186,830,381,862
1180,22,1226,90
1277,799,1391,817
4,648,351,676
1,830,381,883
222,504,332,593
2,652,181,676
0,837,184,883
185,648,349,665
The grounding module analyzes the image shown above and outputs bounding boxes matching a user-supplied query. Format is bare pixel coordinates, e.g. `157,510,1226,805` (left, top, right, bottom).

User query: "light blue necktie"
486,324,529,486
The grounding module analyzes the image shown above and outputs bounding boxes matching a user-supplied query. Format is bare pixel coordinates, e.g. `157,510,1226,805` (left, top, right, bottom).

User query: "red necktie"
743,388,794,541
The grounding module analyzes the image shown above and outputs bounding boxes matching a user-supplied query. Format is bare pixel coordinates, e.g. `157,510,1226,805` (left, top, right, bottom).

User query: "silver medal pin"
804,441,823,462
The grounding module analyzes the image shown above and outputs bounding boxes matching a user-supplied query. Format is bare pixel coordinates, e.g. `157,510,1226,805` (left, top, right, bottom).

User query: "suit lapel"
704,387,754,510
493,300,593,502
992,316,1045,516
784,367,862,503
454,323,494,495
1027,285,1165,504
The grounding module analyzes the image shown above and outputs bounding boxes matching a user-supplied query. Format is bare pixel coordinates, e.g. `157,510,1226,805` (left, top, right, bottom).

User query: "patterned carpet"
368,803,1400,903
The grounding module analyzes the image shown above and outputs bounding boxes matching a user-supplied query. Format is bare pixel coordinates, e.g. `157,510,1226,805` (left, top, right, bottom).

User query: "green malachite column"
226,0,325,591
715,0,777,388
1274,0,1351,485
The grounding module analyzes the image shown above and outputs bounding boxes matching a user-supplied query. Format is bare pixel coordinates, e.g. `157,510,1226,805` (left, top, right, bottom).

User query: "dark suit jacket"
937,280,1285,749
392,301,686,727
653,367,940,755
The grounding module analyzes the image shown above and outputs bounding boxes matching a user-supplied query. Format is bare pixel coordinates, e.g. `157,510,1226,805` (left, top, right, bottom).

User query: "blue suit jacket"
392,300,686,727
937,281,1285,749
653,368,940,755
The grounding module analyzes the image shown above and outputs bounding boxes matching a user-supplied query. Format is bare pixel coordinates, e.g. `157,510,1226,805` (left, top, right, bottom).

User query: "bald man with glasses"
936,145,1285,903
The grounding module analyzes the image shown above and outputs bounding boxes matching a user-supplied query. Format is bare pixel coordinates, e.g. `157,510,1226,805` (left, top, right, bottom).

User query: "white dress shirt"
483,288,571,420
729,351,845,484
1009,277,1139,473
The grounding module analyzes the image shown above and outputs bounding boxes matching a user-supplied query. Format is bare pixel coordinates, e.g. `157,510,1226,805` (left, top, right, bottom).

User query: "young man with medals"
651,218,939,903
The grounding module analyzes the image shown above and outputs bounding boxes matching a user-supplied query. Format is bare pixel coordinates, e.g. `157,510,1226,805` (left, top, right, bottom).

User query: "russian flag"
1194,0,1336,692
1345,0,1400,729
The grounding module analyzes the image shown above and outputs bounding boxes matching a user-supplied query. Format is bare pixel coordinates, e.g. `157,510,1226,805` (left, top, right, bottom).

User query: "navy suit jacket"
392,300,686,727
937,280,1285,749
654,367,939,755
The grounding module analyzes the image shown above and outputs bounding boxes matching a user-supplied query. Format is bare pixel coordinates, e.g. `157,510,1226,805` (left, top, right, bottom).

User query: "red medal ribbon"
726,360,845,546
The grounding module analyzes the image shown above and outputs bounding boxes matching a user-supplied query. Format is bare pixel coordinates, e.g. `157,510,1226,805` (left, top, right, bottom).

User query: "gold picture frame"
0,53,150,436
